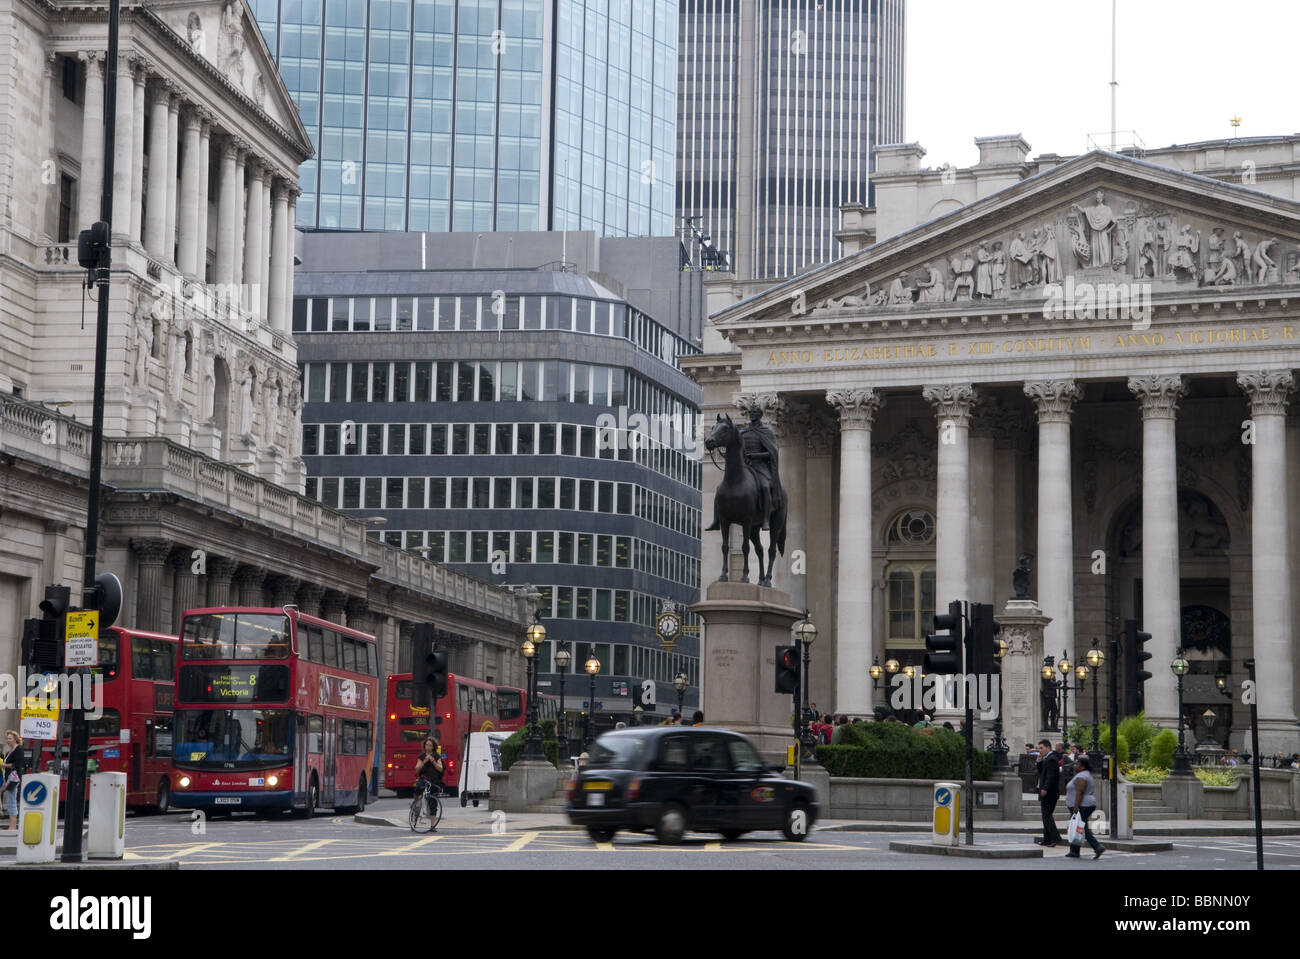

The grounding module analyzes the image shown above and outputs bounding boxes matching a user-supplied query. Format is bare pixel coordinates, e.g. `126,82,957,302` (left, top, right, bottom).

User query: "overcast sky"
905,0,1300,169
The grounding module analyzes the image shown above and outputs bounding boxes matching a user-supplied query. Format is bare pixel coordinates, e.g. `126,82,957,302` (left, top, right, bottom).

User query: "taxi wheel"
460,792,468,808
586,826,616,842
782,801,811,842
720,829,748,841
655,803,688,845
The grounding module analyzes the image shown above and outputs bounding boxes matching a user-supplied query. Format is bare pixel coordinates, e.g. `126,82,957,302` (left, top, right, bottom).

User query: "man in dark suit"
1035,738,1062,846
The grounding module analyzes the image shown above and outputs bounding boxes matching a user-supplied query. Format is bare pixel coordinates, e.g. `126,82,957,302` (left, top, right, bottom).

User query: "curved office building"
294,230,703,728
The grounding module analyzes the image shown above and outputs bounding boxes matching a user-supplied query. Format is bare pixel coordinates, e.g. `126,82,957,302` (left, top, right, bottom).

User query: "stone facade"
684,148,1300,753
0,1,531,733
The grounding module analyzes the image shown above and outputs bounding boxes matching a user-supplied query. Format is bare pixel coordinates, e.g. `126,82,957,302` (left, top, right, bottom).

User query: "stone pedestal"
504,760,562,813
691,579,804,760
167,405,192,447
998,598,1052,755
193,421,222,458
130,391,160,436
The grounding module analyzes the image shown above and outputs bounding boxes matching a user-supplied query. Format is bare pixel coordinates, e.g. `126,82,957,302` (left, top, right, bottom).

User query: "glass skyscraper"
677,0,905,280
252,0,676,236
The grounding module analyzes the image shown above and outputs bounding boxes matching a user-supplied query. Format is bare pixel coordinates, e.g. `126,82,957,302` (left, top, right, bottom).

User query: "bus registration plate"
214,797,242,805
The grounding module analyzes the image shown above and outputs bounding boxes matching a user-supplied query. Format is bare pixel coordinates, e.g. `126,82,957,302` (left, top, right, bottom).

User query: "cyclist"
414,736,445,817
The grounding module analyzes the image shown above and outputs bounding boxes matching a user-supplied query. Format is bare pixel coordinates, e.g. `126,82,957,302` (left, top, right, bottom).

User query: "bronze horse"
703,414,787,586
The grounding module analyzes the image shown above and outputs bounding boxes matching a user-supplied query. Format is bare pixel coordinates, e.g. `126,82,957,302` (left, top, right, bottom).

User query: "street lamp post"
1171,649,1192,775
673,673,688,718
584,652,600,749
990,637,1009,769
1058,653,1073,742
794,614,818,762
555,641,571,764
521,616,546,761
1085,640,1105,754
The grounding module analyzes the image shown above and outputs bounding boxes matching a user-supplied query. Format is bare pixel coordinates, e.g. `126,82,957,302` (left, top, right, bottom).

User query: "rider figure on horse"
741,403,780,530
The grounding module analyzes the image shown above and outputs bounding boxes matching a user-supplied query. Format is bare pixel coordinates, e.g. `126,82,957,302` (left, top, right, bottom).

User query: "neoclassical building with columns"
684,148,1300,753
0,0,531,741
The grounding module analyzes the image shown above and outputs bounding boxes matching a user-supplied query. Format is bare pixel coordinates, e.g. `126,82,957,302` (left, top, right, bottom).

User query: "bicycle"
409,779,444,833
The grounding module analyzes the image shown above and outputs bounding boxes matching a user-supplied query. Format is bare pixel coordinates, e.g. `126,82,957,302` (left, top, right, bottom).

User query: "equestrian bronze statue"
703,405,787,587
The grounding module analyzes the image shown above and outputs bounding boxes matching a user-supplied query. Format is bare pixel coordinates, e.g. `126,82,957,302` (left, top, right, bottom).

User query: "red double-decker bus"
497,686,559,727
384,673,522,795
172,606,378,816
36,626,177,812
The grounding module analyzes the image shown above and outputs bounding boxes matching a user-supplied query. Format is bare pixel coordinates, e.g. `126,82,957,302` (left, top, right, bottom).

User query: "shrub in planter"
813,722,992,780
498,719,559,770
1145,728,1178,770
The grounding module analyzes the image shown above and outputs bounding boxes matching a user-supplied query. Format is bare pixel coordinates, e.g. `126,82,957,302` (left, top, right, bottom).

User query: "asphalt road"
104,804,1300,871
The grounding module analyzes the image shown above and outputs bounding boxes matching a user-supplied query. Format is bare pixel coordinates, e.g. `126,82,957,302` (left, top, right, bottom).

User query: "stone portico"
684,150,1300,753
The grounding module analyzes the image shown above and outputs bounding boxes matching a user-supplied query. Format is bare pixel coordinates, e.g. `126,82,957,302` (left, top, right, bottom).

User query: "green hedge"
499,719,559,770
815,723,992,780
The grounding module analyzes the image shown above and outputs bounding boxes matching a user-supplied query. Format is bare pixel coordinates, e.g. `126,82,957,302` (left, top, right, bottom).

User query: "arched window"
884,508,936,647
886,564,936,647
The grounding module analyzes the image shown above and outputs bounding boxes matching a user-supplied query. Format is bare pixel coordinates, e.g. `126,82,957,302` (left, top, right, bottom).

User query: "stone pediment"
149,0,313,158
717,151,1300,328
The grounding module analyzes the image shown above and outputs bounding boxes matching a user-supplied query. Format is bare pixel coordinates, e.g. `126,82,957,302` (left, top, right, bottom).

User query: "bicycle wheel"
410,793,433,833
428,794,443,831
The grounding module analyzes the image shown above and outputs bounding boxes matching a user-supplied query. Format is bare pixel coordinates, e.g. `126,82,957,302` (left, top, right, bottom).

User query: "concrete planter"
828,776,1011,821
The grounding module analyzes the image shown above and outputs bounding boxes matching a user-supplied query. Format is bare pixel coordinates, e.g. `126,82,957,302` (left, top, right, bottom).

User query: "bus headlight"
267,775,279,787
179,776,191,788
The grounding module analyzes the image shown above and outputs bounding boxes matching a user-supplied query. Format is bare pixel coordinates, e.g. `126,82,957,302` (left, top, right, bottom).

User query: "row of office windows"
300,359,696,432
309,471,700,540
532,641,699,688
302,419,702,490
293,294,697,369
533,585,698,637
375,528,699,590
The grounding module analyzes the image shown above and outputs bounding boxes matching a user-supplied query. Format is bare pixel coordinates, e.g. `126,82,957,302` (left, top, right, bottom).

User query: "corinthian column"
1237,370,1298,750
144,79,171,256
1024,380,1083,661
178,108,202,275
78,52,105,231
233,144,247,287
196,114,211,280
243,160,265,316
215,135,237,282
111,57,135,236
131,538,174,633
170,546,202,634
130,63,146,242
165,92,180,263
1128,374,1186,728
269,180,290,332
827,388,885,714
922,384,978,617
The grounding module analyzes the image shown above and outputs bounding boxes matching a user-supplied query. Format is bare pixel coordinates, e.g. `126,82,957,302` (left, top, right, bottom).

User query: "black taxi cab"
566,726,819,843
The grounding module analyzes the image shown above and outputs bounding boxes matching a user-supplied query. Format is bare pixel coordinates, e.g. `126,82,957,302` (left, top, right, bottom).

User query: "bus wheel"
296,778,319,819
155,779,170,815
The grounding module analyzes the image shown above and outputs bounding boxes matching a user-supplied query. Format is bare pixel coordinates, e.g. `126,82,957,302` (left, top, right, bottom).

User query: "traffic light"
924,600,964,675
969,602,1001,676
30,584,71,672
774,645,800,694
411,622,435,709
1125,619,1153,714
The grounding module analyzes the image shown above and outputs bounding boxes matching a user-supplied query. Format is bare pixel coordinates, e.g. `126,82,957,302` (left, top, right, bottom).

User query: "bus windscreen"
182,612,290,660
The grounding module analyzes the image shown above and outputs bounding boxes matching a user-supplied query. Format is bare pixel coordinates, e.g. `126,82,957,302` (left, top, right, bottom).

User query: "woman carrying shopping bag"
1064,755,1104,860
